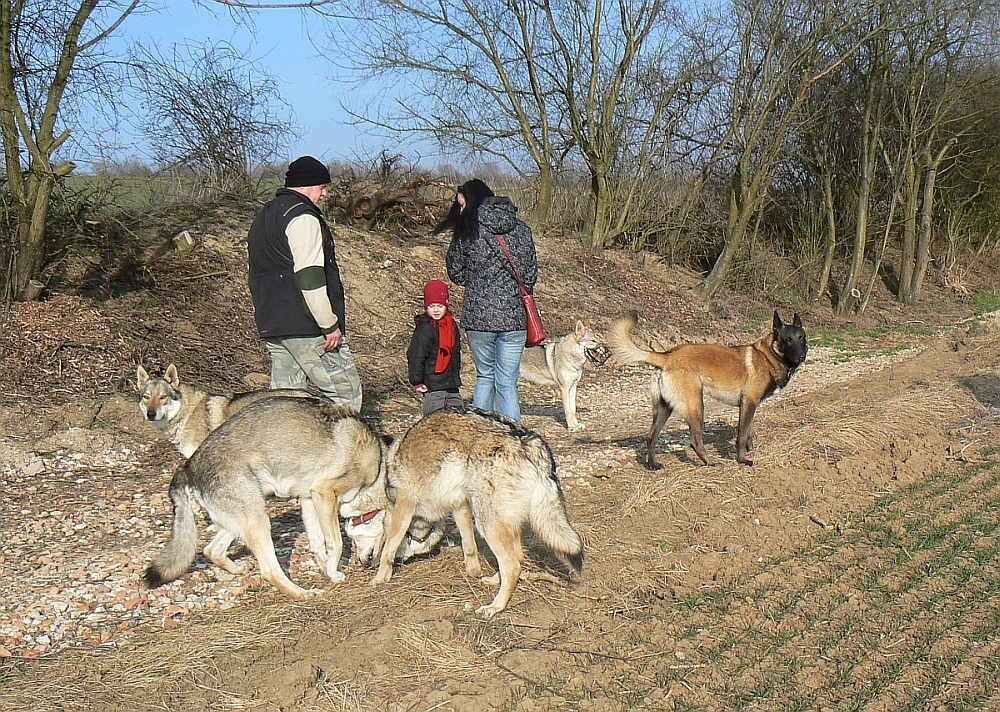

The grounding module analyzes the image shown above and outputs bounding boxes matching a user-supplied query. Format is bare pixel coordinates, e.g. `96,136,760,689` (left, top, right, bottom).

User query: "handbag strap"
495,234,529,297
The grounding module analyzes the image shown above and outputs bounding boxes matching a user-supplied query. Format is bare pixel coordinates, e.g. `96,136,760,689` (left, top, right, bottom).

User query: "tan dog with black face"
607,311,808,468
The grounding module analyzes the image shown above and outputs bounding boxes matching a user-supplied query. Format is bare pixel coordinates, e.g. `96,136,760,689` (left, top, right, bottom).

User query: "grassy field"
650,454,1000,710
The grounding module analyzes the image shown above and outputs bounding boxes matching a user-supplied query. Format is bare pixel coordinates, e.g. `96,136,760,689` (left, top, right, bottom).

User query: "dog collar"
349,509,381,527
407,526,437,544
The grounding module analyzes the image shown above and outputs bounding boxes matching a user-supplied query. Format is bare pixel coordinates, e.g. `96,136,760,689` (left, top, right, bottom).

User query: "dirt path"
3,312,1000,711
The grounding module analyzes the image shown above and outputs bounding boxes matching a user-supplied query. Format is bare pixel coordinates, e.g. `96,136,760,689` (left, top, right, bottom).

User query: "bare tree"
541,0,702,248
754,0,995,312
696,0,872,300
0,0,139,303
832,4,893,316
809,0,989,314
132,40,297,194
890,0,980,304
328,0,565,224
326,0,696,246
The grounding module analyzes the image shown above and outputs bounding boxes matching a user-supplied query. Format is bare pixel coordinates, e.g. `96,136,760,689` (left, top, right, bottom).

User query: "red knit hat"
423,279,450,307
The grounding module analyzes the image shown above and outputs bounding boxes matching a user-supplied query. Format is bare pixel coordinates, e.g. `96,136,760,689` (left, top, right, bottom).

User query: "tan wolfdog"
136,363,310,458
371,408,584,618
137,364,440,566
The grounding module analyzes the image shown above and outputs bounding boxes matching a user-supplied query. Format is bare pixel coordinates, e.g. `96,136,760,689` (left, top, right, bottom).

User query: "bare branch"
130,39,298,193
209,0,335,7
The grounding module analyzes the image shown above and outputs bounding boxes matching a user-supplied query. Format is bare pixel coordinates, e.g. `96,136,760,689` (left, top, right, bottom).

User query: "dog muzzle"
585,345,612,367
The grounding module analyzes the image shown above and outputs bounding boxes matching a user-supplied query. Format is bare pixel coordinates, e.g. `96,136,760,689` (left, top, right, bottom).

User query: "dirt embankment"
3,204,1000,710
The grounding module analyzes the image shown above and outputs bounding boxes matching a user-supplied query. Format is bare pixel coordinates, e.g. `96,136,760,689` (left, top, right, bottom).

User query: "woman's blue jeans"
465,330,526,422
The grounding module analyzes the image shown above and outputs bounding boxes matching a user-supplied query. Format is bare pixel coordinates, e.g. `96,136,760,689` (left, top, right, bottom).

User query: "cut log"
20,279,44,302
171,230,196,254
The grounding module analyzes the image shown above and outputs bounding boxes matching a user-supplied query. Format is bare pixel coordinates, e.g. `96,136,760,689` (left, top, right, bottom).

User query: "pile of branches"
324,152,451,236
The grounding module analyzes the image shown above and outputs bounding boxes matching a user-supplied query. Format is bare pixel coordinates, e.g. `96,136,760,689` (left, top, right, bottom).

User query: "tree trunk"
583,168,611,250
813,169,837,305
896,154,919,303
10,171,56,300
861,189,899,313
699,160,759,301
836,176,870,316
835,92,878,317
534,163,553,227
906,139,957,303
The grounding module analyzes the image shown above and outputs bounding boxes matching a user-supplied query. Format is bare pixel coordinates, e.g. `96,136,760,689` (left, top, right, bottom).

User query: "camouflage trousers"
265,335,363,411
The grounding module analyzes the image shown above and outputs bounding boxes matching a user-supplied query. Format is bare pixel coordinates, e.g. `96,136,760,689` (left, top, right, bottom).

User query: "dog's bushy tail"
143,464,199,588
525,436,584,573
606,311,654,367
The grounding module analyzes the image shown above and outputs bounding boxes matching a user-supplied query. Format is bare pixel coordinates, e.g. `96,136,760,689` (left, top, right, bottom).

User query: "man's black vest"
247,189,346,338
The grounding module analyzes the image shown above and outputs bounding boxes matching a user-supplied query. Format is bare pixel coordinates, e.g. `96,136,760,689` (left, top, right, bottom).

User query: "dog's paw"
474,602,504,618
371,568,393,587
567,421,584,432
464,560,483,579
326,567,346,584
212,558,250,576
480,572,500,587
299,588,324,599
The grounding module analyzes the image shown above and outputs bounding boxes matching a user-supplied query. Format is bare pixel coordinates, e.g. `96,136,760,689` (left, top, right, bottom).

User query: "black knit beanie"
285,156,331,187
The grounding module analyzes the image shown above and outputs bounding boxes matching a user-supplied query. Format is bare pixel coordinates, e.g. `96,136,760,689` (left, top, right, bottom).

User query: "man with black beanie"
246,155,363,410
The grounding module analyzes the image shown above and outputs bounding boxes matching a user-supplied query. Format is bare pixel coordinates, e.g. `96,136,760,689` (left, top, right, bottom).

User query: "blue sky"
96,1,415,166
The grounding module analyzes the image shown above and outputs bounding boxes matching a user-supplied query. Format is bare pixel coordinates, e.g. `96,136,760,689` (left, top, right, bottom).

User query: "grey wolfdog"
371,408,585,618
136,363,310,458
607,311,808,468
519,319,609,431
137,364,441,566
143,395,387,599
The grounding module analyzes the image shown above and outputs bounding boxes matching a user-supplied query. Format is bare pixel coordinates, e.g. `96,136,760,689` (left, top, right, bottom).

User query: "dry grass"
2,604,307,710
760,380,982,467
392,623,481,680
617,469,721,518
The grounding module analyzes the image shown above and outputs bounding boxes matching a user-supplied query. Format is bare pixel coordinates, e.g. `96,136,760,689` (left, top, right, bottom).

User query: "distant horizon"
71,151,493,178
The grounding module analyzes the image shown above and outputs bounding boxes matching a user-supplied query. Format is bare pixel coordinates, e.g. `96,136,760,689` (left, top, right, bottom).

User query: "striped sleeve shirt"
287,213,338,332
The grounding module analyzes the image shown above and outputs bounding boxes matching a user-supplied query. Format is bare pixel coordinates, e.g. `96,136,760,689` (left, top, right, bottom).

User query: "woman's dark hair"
433,179,495,238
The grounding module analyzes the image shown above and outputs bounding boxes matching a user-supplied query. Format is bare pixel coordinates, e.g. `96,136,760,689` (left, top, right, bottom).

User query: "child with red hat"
406,279,464,415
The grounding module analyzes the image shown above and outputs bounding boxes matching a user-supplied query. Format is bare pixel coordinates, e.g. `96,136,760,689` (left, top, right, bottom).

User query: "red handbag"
496,234,546,347
521,293,547,347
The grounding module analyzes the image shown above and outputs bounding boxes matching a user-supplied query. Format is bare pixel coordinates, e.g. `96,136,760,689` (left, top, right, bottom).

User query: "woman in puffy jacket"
436,179,538,423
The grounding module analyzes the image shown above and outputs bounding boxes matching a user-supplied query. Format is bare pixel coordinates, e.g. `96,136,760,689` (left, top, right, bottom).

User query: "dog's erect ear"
772,310,784,333
164,363,180,389
793,313,803,328
575,320,586,336
137,365,149,391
